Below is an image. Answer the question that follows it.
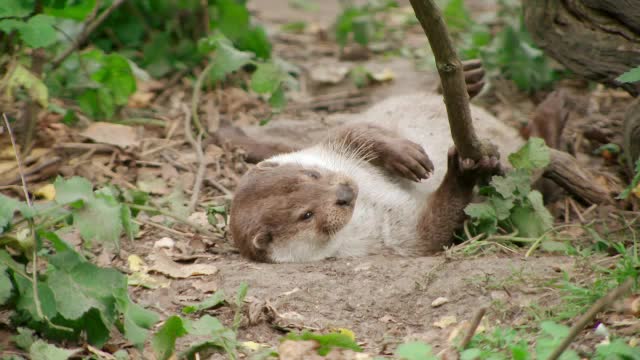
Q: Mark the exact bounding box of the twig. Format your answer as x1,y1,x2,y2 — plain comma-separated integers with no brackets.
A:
191,62,215,135
124,203,216,237
51,0,126,69
182,104,207,213
568,198,585,223
460,307,487,349
408,0,488,160
546,278,634,360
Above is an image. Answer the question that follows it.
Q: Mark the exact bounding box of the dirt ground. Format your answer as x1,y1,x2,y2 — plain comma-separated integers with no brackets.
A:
1,0,638,358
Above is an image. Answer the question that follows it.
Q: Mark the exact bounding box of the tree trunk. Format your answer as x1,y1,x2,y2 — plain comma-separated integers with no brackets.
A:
523,0,640,96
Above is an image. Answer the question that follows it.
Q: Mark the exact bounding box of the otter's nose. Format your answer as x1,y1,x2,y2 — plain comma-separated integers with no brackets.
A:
336,184,355,206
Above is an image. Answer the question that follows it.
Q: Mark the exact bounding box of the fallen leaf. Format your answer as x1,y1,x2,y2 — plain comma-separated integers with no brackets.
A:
128,254,146,272
154,237,175,249
241,341,271,352
191,279,219,293
136,177,169,195
187,211,210,228
128,90,155,108
433,315,457,329
309,62,351,84
150,252,218,278
34,184,56,200
80,122,140,149
370,68,395,82
431,297,449,308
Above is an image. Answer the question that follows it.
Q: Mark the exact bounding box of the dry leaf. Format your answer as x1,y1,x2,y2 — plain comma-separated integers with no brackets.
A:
370,68,395,82
80,122,140,149
154,237,175,250
309,63,351,84
431,297,449,308
150,252,218,278
433,315,457,329
34,184,56,200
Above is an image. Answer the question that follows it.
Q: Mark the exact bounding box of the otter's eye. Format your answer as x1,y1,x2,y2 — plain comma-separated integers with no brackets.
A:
300,211,314,221
303,170,321,180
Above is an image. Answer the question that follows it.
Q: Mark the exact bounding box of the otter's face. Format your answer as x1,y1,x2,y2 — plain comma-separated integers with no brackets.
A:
230,162,358,263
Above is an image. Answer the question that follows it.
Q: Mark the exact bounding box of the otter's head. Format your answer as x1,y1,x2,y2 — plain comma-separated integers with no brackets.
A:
229,161,358,263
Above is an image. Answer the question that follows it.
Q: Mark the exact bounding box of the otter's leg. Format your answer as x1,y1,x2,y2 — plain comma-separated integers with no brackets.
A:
213,59,487,164
416,147,500,254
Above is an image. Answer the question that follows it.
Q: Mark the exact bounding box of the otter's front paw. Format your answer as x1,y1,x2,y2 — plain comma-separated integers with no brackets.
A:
447,146,501,186
379,138,434,182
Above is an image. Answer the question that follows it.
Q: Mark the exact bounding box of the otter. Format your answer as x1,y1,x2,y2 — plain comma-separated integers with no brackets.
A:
228,62,527,263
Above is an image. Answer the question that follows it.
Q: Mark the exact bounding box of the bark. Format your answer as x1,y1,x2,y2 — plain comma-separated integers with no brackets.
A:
408,0,493,160
623,99,640,171
523,0,640,96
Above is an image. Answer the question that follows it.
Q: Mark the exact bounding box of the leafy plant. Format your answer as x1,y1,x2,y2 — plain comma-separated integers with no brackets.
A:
151,283,249,360
0,233,158,349
334,0,398,48
616,66,640,84
464,138,554,241
282,331,362,356
618,158,640,200
453,0,564,92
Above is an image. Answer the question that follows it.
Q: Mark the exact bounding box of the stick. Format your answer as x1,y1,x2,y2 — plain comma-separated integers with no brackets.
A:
547,278,634,360
182,104,207,213
408,0,489,160
460,307,487,349
2,113,72,333
51,0,126,69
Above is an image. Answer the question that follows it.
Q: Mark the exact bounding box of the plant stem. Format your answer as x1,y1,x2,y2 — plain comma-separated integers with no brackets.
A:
547,278,634,360
124,203,216,237
408,0,487,160
51,0,126,69
191,61,216,135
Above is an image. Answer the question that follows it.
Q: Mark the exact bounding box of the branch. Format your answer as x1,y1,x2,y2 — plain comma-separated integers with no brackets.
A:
547,278,634,360
51,0,126,69
408,0,489,160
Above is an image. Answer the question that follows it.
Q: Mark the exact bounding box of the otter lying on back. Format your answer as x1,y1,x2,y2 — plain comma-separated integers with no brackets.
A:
229,64,525,263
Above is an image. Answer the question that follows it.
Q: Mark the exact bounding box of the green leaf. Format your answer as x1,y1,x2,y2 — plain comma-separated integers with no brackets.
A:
508,137,550,170
510,205,549,238
444,0,472,32
237,26,272,59
29,340,79,360
527,190,553,231
93,53,137,106
216,0,250,42
490,197,514,221
284,331,362,356
121,205,138,241
152,316,188,360
540,321,570,338
268,85,287,109
0,194,21,232
5,64,49,108
251,63,283,94
13,275,59,322
236,282,248,306
200,34,254,81
616,66,640,84
44,0,96,20
0,19,25,33
182,290,226,314
121,301,159,348
395,342,437,360
74,196,123,248
12,327,36,351
0,263,13,305
464,203,496,220
0,0,32,18
53,176,93,206
19,15,57,48
460,348,482,360
595,339,640,360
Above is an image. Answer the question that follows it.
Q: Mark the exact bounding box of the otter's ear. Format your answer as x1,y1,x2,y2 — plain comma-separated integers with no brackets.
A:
252,232,272,250
257,161,279,169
